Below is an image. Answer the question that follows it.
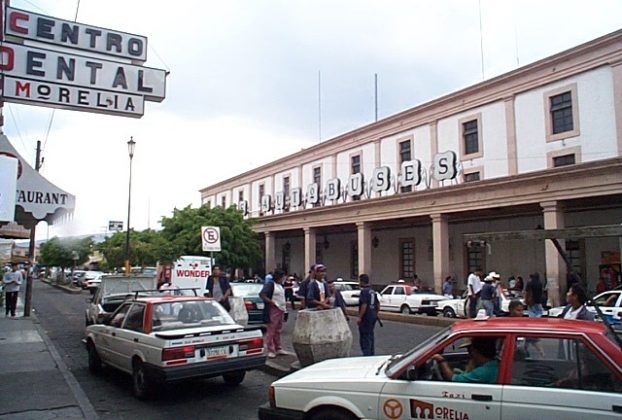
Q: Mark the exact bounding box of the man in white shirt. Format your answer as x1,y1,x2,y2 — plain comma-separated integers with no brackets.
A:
3,263,23,317
467,270,482,318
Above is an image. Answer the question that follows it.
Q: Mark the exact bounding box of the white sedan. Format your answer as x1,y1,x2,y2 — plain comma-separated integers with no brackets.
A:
436,289,521,318
333,281,361,306
85,294,266,398
548,290,622,323
378,284,445,315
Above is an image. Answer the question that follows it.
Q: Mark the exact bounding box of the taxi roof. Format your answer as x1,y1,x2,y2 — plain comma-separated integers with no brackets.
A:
452,317,607,335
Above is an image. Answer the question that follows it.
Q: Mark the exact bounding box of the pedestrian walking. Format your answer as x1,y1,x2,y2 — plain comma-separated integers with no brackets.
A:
357,273,379,356
259,269,288,358
525,272,544,318
204,265,232,312
467,270,482,318
327,279,349,321
480,275,496,317
442,276,454,298
3,263,23,317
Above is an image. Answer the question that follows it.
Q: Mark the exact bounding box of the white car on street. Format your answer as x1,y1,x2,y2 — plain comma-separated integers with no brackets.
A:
259,317,622,420
333,281,361,306
378,284,445,315
85,293,266,399
436,289,521,318
548,290,622,323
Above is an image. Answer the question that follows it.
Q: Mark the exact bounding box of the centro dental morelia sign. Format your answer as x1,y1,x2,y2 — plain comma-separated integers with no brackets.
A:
0,1,167,118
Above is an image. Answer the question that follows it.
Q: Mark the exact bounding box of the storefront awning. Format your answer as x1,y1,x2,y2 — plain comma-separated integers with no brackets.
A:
0,134,75,229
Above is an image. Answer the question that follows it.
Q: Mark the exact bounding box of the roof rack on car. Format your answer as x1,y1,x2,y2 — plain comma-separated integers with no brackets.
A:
133,288,199,299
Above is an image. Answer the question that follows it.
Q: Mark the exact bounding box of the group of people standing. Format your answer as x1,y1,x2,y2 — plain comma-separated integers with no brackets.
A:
257,264,380,358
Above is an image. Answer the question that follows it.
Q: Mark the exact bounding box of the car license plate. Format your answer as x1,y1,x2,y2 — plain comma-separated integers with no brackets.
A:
256,302,264,309
203,345,239,360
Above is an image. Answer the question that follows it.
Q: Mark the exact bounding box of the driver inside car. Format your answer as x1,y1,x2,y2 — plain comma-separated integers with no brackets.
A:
431,337,499,383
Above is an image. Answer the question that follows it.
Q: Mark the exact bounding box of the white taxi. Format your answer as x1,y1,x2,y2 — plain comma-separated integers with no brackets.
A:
259,318,622,420
85,293,266,399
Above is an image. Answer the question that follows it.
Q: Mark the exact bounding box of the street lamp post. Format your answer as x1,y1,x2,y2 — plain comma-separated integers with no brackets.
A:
125,137,136,276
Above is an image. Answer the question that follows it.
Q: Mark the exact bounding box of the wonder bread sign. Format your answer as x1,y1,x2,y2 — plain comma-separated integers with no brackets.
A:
0,1,167,117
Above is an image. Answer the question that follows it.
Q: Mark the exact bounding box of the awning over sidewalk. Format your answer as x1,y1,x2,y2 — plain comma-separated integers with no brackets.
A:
0,134,75,229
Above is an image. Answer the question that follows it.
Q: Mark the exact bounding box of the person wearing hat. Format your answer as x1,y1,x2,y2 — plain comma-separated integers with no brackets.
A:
432,336,499,383
480,275,497,317
305,264,331,310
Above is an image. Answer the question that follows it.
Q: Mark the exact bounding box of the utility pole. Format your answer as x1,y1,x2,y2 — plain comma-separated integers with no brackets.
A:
24,140,42,317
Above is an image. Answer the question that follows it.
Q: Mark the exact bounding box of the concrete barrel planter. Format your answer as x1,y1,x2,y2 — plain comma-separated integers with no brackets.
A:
292,308,352,367
229,296,249,326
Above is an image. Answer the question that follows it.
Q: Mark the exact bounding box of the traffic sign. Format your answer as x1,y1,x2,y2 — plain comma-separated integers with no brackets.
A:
201,226,221,252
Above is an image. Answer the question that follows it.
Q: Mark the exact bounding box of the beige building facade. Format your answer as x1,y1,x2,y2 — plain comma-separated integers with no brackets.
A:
201,30,622,306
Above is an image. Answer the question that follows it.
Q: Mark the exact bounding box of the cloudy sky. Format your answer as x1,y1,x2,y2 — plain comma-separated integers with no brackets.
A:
5,0,622,239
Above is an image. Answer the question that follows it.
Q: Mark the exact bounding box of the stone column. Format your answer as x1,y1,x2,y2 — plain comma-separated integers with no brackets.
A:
541,201,565,307
304,227,316,271
357,222,372,278
265,231,276,273
431,213,449,294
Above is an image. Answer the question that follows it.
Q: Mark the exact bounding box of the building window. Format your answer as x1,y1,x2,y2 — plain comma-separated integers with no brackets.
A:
283,176,290,212
258,184,265,215
400,240,414,279
350,242,358,279
313,167,321,207
220,196,226,208
544,83,579,142
552,154,576,167
315,242,323,265
399,140,412,193
238,190,244,203
281,243,291,274
351,155,361,174
565,240,583,282
550,92,574,134
464,171,481,182
466,245,485,276
463,120,479,155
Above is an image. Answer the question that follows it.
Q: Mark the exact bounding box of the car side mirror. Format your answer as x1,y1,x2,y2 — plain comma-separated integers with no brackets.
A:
406,366,417,381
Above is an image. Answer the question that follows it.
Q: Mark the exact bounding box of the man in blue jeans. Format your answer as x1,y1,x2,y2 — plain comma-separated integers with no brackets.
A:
357,274,379,356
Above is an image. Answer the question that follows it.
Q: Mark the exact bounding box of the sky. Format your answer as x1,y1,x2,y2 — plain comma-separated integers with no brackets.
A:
4,0,622,240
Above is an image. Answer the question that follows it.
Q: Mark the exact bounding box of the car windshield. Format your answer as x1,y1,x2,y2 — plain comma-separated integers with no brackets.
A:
338,283,360,291
151,300,236,331
385,327,451,376
231,283,263,297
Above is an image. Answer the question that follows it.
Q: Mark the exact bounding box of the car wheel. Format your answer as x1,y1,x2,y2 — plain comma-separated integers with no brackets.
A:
309,407,357,420
222,370,246,385
443,307,456,318
400,305,411,315
132,359,153,399
87,340,102,374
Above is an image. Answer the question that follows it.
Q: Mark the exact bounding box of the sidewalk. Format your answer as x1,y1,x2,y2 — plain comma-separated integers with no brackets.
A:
0,297,97,420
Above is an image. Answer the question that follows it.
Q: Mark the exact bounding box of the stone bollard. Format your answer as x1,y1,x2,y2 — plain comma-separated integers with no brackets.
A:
292,308,352,367
229,296,249,326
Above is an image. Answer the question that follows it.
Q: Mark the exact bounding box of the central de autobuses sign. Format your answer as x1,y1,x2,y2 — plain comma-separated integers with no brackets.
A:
0,3,167,118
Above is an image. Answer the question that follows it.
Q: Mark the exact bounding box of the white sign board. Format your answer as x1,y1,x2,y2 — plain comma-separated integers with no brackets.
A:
201,226,221,252
0,154,18,221
108,220,123,232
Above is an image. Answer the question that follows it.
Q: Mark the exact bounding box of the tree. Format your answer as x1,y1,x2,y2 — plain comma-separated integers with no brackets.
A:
39,236,94,279
96,229,180,271
160,205,262,271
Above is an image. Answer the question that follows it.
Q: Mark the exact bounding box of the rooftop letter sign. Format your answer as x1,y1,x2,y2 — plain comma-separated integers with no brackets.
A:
0,3,167,118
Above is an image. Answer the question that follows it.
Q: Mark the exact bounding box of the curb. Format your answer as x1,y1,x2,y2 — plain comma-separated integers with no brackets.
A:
258,360,293,378
40,278,83,294
344,308,456,327
31,313,99,420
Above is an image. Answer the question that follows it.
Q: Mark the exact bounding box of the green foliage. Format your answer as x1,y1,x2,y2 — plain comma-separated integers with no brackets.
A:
160,205,261,270
96,229,180,270
39,236,94,269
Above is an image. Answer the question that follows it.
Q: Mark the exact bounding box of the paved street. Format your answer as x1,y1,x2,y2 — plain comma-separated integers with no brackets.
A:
31,281,442,419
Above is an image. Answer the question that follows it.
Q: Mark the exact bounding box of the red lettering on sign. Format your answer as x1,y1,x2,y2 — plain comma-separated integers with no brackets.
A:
9,11,29,34
0,46,14,71
15,81,30,96
175,269,209,278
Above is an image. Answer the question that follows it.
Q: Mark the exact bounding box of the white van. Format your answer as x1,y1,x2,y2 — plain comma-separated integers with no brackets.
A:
170,255,212,295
